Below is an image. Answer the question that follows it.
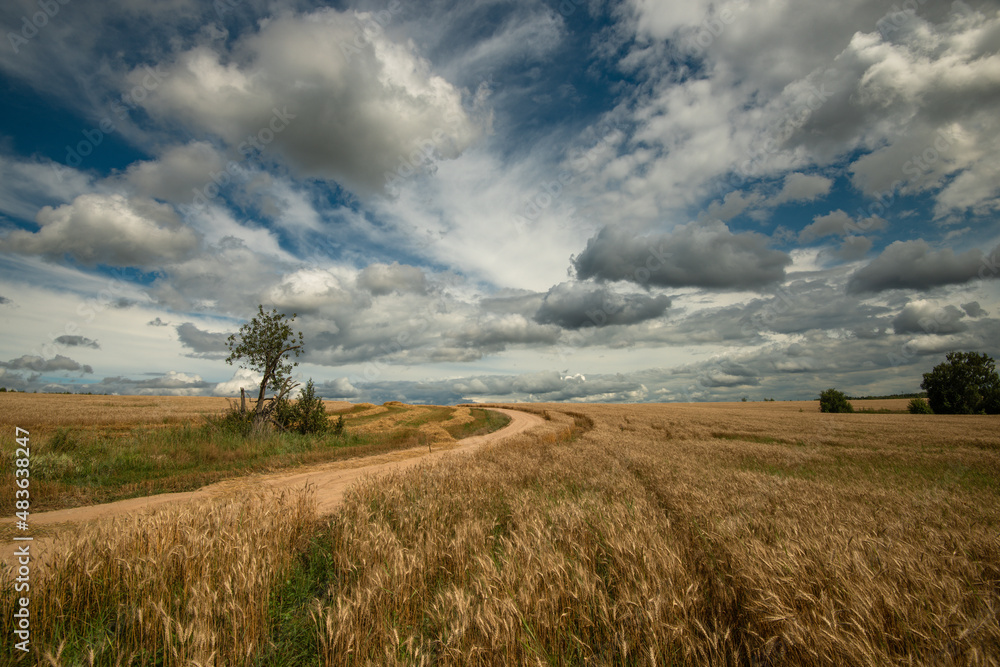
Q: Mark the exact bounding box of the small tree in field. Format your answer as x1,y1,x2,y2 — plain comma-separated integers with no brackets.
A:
226,306,304,425
819,388,853,413
908,398,933,414
921,351,1000,415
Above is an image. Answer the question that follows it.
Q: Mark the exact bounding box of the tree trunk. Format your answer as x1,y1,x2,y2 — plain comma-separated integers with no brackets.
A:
240,387,246,414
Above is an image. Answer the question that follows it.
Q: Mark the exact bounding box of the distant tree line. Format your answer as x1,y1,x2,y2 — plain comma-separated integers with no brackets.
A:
820,352,1000,415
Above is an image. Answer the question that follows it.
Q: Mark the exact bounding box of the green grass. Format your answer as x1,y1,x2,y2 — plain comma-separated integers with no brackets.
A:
445,408,511,439
259,525,339,665
2,421,429,512
342,403,409,425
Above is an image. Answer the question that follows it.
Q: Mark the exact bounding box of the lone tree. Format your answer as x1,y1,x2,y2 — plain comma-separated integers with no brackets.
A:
819,388,853,413
921,351,1000,415
226,306,304,423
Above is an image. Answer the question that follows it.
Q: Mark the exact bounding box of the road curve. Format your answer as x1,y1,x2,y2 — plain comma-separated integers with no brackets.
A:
27,407,544,526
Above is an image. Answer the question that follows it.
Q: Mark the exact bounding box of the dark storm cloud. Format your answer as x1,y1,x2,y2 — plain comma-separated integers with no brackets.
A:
176,323,230,358
55,335,100,349
533,282,670,329
847,240,998,294
0,354,92,373
94,372,214,395
962,301,987,318
573,221,791,289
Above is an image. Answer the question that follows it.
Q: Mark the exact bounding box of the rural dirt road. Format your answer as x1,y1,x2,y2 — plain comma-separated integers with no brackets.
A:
25,407,543,531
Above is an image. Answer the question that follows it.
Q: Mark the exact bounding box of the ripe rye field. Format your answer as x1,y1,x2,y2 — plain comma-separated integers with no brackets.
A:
2,396,999,665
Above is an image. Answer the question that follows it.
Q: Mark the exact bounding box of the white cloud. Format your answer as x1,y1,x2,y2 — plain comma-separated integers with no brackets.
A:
1,194,198,267
0,155,94,221
799,210,886,242
116,141,226,203
769,172,833,206
214,368,262,397
134,8,482,195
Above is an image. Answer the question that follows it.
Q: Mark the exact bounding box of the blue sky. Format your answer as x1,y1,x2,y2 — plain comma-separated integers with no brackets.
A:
1,0,998,403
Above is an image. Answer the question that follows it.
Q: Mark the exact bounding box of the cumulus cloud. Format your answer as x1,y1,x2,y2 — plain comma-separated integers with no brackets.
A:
318,377,360,399
533,282,670,329
892,301,967,335
95,371,213,396
962,301,987,318
451,314,559,353
790,7,1000,214
357,262,429,296
134,8,481,194
799,210,886,242
451,370,648,402
769,172,833,206
847,240,997,294
266,268,359,314
0,354,92,374
213,368,262,397
829,236,873,262
117,141,226,203
55,335,100,349
703,190,763,221
176,323,229,358
1,194,198,267
573,221,791,289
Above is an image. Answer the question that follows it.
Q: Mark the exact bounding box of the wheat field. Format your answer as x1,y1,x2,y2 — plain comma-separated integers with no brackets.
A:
2,399,998,665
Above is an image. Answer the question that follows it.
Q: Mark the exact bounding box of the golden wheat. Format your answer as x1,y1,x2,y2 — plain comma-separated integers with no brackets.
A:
3,399,998,665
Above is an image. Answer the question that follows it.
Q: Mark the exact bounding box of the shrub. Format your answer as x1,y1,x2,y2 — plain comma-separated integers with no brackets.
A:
819,388,853,413
907,398,933,414
212,403,260,438
275,379,330,435
921,351,1000,415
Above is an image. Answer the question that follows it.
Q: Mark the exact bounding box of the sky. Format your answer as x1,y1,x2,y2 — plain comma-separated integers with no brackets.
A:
0,0,998,404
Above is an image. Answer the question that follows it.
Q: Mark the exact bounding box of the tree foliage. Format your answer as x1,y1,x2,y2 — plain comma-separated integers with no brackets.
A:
907,398,933,414
819,388,854,413
226,306,304,420
921,351,1000,415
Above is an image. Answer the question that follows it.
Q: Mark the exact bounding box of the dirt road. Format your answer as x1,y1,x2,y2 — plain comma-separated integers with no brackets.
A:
27,407,543,528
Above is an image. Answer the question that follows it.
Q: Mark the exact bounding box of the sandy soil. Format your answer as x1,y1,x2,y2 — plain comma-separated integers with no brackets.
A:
6,408,543,568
